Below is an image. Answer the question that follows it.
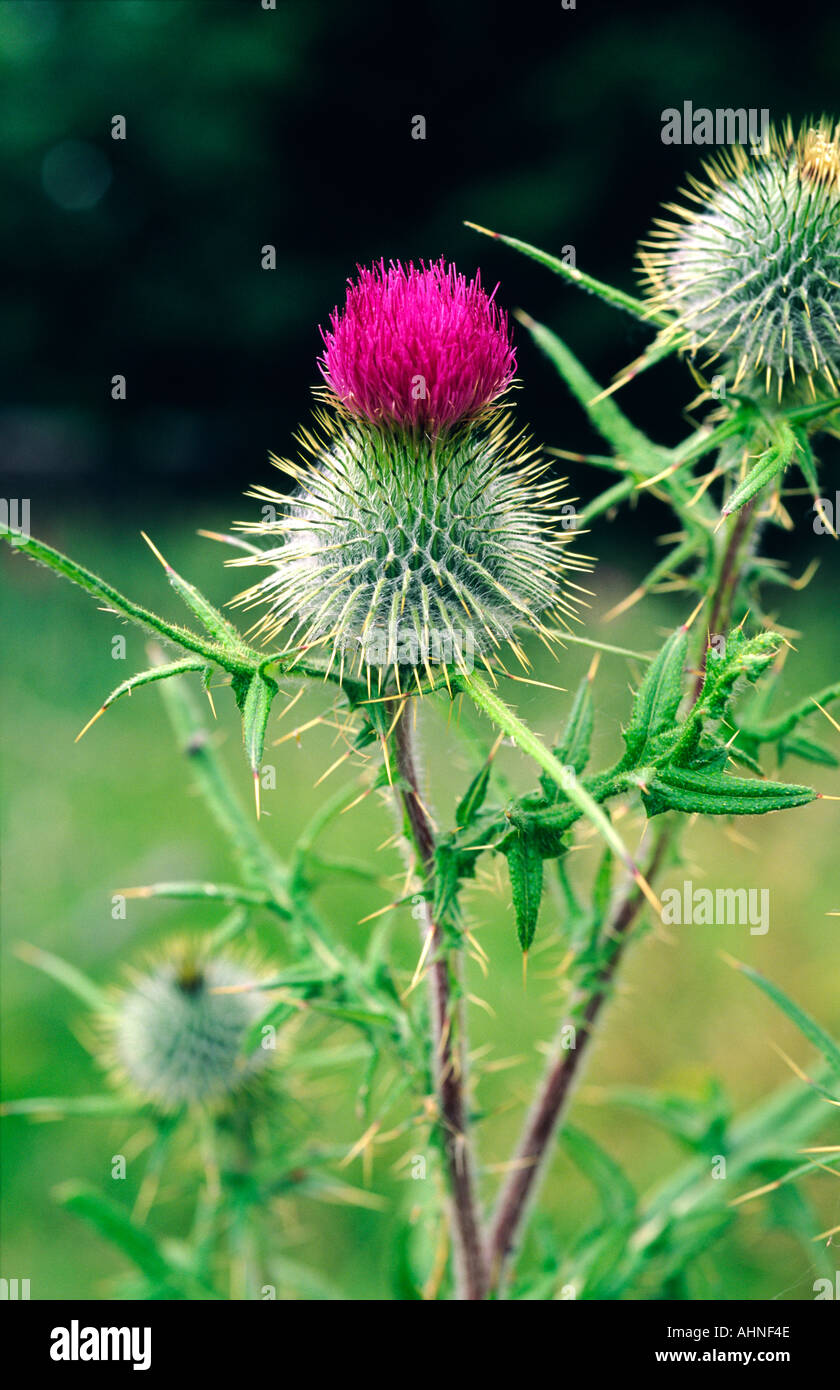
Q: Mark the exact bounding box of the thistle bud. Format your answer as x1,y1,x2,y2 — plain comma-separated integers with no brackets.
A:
641,118,840,404
108,945,269,1111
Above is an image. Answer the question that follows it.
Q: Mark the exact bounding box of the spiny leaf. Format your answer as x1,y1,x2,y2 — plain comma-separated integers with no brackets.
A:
777,734,839,769
75,658,209,741
721,420,797,517
1,526,252,671
241,673,279,817
516,313,666,471
642,765,816,817
15,943,111,1013
621,625,688,765
141,531,249,650
542,670,594,795
738,680,840,747
505,830,543,953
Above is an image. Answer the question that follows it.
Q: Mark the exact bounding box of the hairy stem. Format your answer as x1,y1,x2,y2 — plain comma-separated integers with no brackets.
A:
692,497,759,699
487,826,670,1293
391,703,488,1300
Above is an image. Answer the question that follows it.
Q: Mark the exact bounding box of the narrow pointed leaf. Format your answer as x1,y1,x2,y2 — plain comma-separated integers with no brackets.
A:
1,527,252,671
722,421,796,517
16,943,111,1013
142,532,249,650
455,762,491,830
465,223,668,325
622,626,687,764
242,672,279,786
730,964,840,1078
505,831,543,952
519,314,665,470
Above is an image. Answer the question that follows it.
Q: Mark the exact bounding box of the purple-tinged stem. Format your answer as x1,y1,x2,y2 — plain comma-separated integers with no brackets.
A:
487,829,670,1293
391,704,488,1301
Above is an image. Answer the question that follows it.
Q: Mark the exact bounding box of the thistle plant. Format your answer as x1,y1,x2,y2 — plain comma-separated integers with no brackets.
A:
4,119,839,1302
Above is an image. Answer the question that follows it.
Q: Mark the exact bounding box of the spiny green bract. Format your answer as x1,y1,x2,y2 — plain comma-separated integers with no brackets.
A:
232,409,589,679
641,118,840,404
109,947,269,1111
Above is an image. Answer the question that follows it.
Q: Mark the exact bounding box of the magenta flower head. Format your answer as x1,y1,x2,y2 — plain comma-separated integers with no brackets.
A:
318,258,517,432
234,257,590,675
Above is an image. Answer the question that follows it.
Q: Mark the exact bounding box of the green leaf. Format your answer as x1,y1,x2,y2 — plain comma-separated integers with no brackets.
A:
621,625,688,765
1,527,252,672
141,532,249,650
642,764,816,817
75,658,210,740
505,830,543,953
455,761,491,830
153,663,293,912
563,1125,637,1225
777,734,839,769
729,962,840,1078
541,670,594,798
307,1002,395,1030
121,881,284,913
56,1184,220,1299
596,1080,730,1153
737,680,840,747
241,672,279,812
518,314,665,471
241,1000,298,1056
465,222,669,326
722,420,797,517
16,943,111,1013
562,1125,637,1298
1,1095,147,1120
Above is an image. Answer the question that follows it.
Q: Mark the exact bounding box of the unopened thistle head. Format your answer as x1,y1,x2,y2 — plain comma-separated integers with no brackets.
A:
234,260,589,678
640,118,840,403
106,944,270,1111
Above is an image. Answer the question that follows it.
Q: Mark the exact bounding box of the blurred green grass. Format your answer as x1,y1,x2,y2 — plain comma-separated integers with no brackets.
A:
2,505,838,1299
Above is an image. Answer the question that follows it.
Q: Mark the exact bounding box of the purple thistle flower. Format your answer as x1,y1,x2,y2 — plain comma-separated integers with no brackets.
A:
318,258,517,432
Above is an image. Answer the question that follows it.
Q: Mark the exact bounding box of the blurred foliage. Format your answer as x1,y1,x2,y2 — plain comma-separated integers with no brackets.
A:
3,512,839,1297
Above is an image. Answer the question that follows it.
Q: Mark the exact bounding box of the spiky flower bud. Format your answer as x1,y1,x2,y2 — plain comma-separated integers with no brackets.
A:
236,261,589,676
641,118,840,403
108,946,269,1111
